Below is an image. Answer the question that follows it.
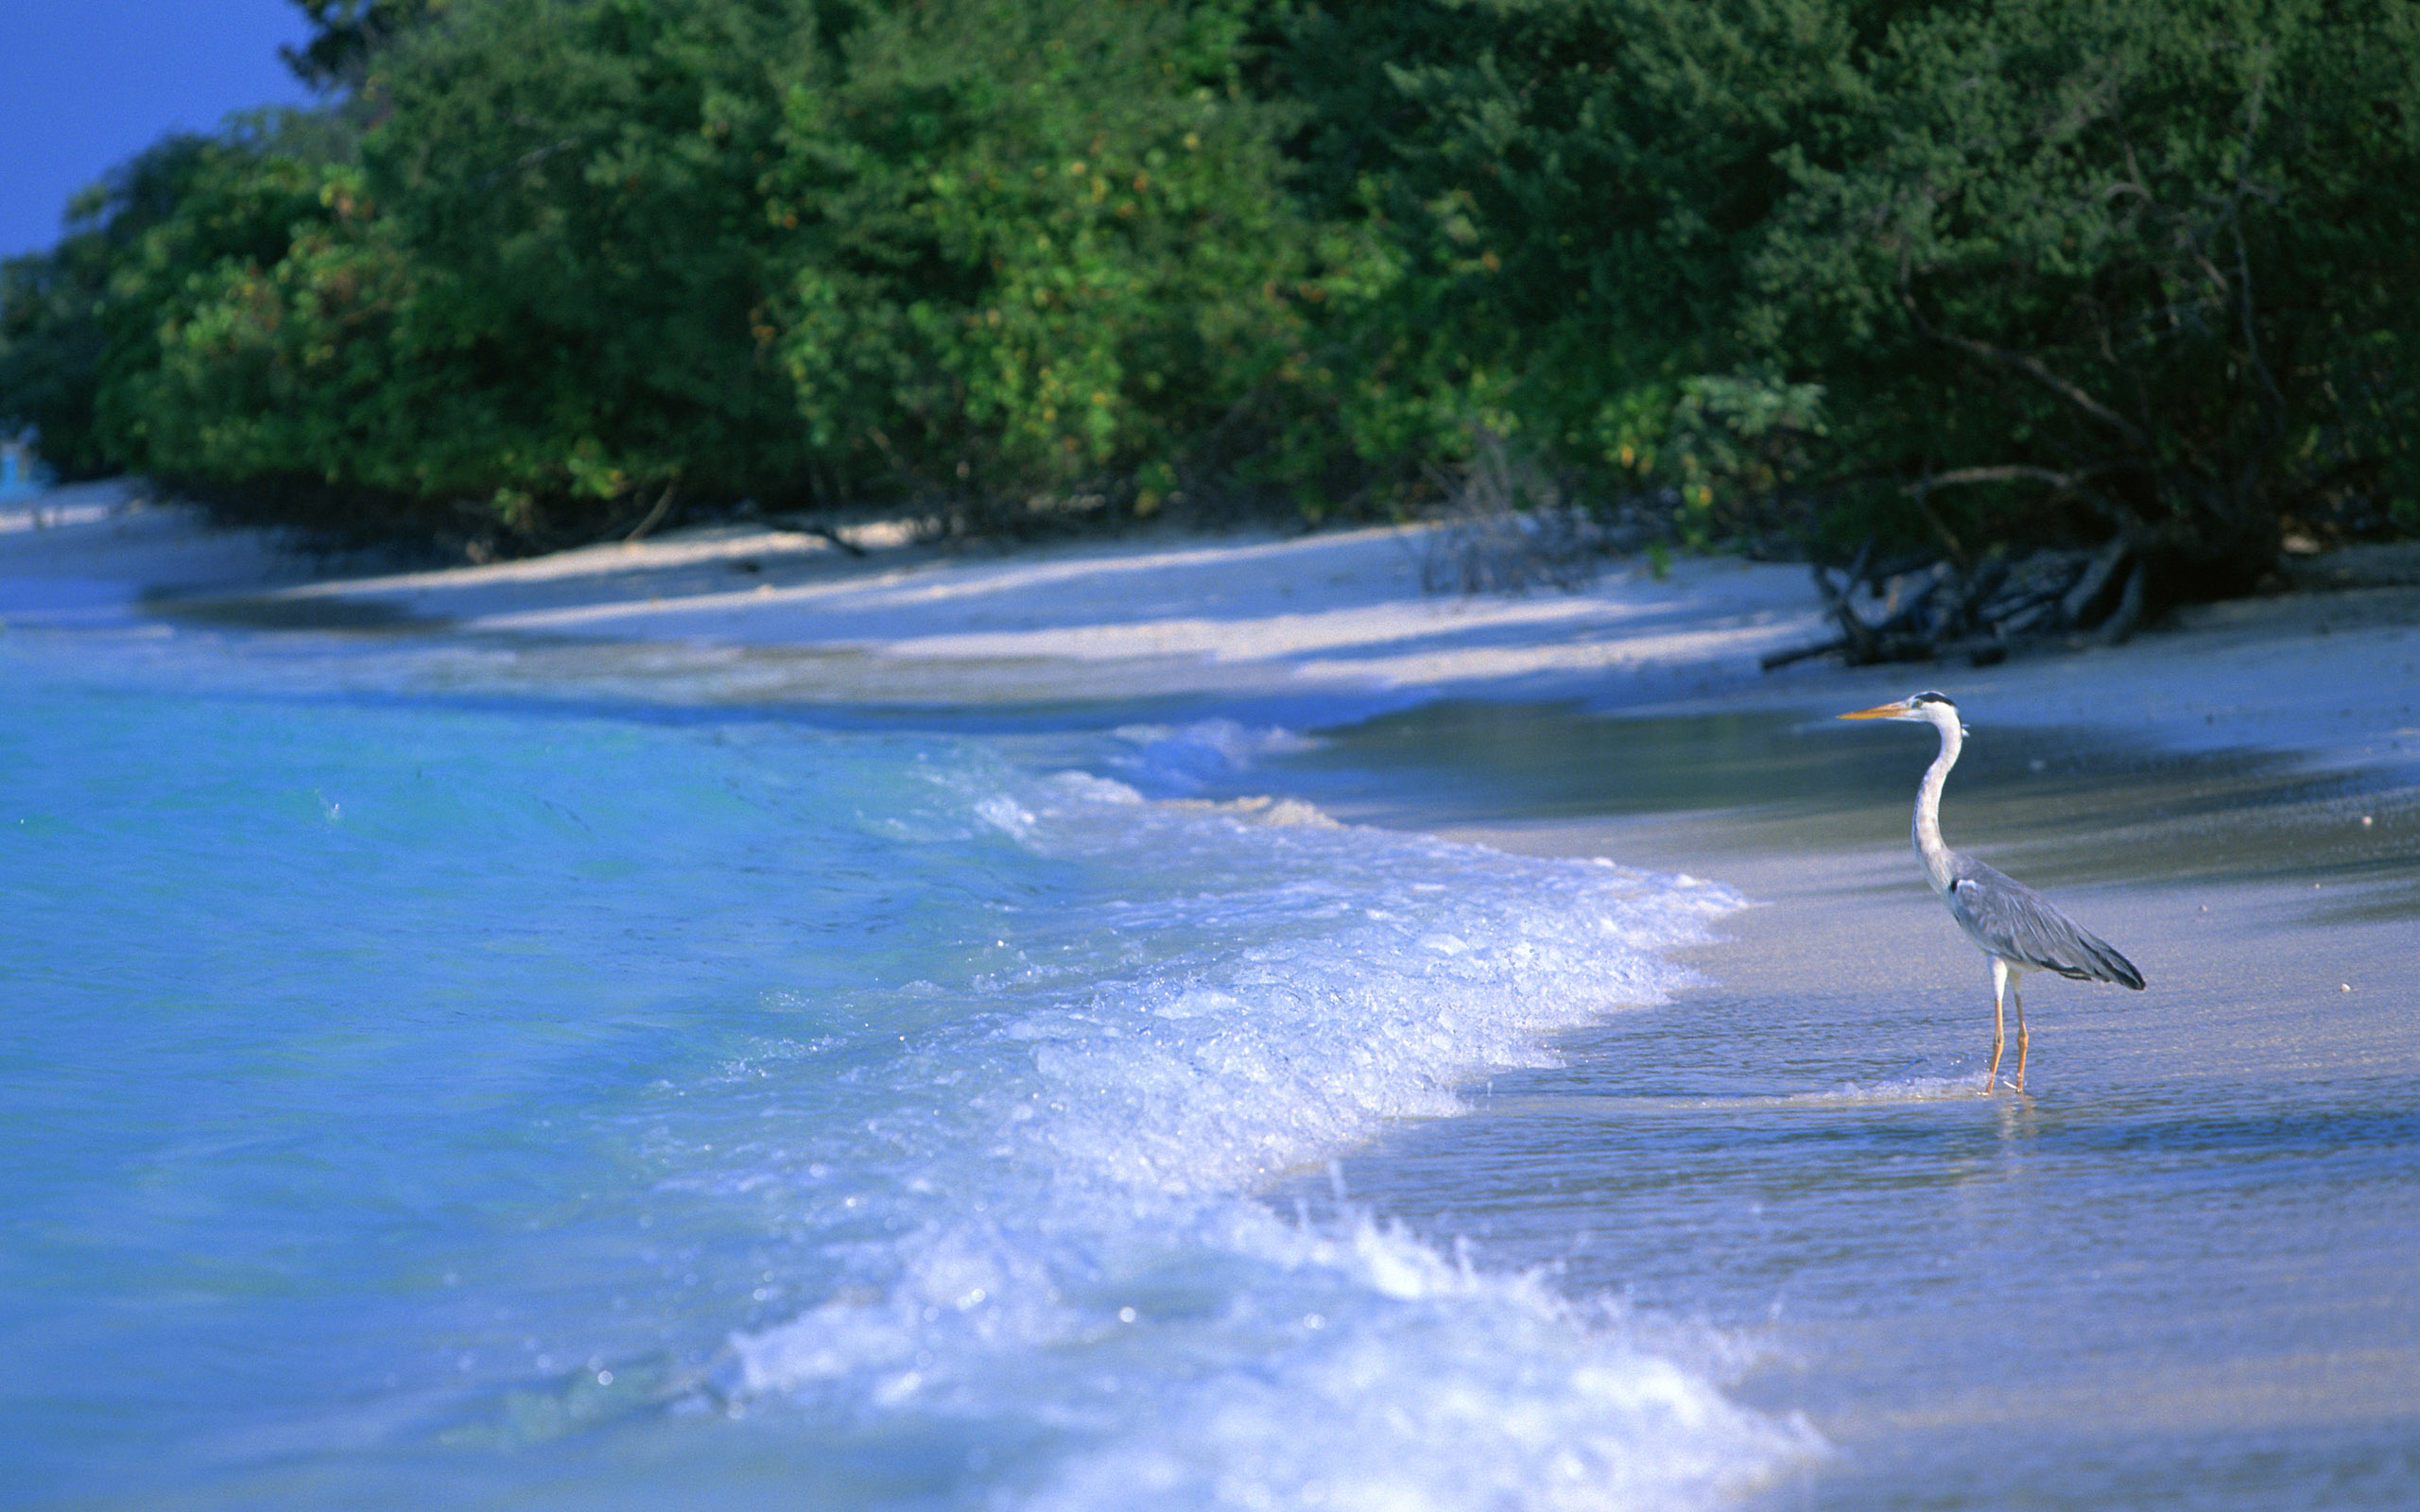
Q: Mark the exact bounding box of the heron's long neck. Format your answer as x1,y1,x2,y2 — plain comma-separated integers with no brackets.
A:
1913,715,1962,892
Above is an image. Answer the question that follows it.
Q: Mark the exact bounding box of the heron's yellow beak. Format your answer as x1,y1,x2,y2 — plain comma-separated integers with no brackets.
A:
1839,700,1912,720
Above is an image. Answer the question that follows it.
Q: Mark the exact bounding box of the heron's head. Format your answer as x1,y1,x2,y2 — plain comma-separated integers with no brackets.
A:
1839,691,1967,733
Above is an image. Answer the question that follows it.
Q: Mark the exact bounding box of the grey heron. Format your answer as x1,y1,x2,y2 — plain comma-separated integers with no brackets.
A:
1840,692,2143,1091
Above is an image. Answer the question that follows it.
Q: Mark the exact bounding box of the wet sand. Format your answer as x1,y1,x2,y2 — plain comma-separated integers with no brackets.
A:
1255,701,2420,1511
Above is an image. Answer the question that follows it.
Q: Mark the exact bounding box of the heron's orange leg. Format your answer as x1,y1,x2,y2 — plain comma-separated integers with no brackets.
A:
2013,984,2029,1092
1987,958,2010,1093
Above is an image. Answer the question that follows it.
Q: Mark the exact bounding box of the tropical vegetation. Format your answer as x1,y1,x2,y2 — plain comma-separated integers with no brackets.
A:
1,0,2411,603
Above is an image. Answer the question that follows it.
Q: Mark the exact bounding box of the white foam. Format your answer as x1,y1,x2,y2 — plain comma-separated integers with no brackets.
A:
1796,1073,1995,1104
726,763,1819,1506
1025,1217,1820,1512
1105,718,1325,795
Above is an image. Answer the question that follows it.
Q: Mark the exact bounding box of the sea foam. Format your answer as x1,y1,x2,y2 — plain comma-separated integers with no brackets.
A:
3,640,1816,1509
725,754,1820,1509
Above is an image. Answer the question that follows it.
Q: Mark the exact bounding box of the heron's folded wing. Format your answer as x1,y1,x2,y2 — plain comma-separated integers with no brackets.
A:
1947,859,2145,988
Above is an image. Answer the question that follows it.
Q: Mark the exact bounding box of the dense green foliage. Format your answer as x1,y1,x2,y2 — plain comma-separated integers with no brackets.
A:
1746,0,2420,590
2,0,2412,584
761,0,1361,519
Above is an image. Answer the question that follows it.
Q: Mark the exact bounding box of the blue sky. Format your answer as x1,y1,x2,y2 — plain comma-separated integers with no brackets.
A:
0,0,317,260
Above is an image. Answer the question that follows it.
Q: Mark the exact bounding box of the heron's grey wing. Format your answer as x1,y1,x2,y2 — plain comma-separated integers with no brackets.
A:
1945,855,2145,988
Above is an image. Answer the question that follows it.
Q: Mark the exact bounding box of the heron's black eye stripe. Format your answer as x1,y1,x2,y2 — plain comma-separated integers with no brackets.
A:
1910,690,1956,708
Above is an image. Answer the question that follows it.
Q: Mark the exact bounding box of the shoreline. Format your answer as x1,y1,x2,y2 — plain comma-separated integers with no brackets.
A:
11,485,2420,1509
11,484,2420,759
11,485,2415,932
10,483,2414,936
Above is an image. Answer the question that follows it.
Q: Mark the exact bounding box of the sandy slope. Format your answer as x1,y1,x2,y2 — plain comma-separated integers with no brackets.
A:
239,515,1832,706
6,488,2417,767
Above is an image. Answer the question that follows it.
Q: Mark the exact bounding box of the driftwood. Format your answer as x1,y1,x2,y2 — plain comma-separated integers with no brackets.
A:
1763,538,2145,671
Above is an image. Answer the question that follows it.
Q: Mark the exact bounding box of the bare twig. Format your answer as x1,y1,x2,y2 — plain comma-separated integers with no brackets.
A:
624,477,680,543
1909,464,2086,495
1419,431,1602,595
804,523,867,558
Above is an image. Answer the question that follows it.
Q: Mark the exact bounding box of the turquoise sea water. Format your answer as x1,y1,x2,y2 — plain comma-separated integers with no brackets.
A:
1,628,1807,1510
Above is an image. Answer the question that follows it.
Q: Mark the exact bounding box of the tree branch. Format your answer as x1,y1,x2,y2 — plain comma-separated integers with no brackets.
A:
623,476,680,542
1896,265,2152,451
1907,464,2084,495
2225,72,2288,472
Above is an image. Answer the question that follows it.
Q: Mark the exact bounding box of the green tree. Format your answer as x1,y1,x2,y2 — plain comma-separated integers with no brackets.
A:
1748,0,2420,587
283,0,443,90
51,0,1352,545
1265,0,1866,499
764,0,1355,522
84,120,379,496
0,134,252,478
102,0,824,544
8,0,2414,574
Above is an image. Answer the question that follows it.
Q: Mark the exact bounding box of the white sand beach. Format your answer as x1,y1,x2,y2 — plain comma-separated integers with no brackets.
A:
10,486,2417,768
